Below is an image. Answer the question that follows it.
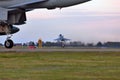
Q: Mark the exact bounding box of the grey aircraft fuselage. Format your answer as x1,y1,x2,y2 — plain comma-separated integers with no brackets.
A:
0,0,90,9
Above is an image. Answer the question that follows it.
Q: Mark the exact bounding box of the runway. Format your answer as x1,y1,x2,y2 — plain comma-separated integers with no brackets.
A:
0,48,120,52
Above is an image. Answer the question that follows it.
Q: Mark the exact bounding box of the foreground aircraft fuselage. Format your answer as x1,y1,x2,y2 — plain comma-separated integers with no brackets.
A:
0,0,90,9
0,0,91,48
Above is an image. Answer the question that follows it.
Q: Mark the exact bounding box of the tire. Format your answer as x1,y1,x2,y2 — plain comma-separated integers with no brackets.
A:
4,39,14,49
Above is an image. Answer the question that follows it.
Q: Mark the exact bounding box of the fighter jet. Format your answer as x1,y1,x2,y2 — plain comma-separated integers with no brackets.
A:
0,0,91,48
54,34,70,48
55,34,70,42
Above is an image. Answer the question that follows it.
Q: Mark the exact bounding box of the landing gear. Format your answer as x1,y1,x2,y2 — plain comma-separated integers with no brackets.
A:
4,33,14,49
0,22,14,49
4,39,14,49
4,24,14,49
0,22,19,49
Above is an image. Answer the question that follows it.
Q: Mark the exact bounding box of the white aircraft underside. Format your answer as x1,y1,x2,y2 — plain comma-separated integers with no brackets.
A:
0,0,91,48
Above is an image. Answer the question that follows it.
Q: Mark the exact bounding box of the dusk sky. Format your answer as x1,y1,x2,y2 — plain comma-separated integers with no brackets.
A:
1,0,120,44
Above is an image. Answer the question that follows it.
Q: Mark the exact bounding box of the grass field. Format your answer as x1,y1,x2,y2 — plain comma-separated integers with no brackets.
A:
0,51,120,80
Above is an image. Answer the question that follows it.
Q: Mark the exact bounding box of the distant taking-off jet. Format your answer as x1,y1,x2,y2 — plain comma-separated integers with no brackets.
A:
55,34,70,42
54,34,70,48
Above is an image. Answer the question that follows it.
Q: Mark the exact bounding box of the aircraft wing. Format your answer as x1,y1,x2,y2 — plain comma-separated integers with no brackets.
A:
54,38,60,41
64,38,70,41
8,0,48,8
54,38,70,41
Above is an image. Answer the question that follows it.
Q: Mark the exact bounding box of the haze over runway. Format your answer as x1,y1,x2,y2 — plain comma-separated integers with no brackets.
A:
0,0,120,44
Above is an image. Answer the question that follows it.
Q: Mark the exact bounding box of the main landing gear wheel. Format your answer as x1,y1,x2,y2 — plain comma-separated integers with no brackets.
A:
4,39,14,49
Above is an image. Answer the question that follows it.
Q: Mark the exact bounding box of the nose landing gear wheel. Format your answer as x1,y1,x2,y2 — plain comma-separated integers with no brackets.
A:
4,39,14,49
